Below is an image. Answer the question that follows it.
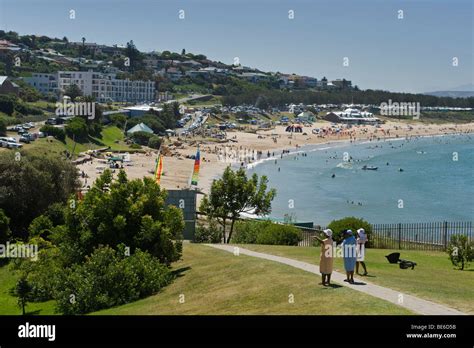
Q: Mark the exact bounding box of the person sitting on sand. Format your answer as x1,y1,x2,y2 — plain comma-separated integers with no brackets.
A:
341,230,357,284
313,229,334,286
356,228,368,276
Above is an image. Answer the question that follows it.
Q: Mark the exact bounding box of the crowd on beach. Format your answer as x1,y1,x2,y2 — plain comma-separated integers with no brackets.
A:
313,228,368,286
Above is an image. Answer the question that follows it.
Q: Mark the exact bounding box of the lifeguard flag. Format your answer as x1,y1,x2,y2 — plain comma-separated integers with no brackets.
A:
190,148,200,186
155,155,163,184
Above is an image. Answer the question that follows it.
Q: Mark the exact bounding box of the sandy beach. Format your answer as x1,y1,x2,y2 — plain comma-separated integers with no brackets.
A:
77,120,474,197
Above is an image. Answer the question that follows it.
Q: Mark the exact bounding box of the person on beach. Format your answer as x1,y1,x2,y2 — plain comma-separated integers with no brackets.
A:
313,229,334,286
341,230,357,284
356,228,368,276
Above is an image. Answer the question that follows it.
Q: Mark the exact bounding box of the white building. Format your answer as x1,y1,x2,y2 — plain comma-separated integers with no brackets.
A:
25,71,155,103
24,73,58,95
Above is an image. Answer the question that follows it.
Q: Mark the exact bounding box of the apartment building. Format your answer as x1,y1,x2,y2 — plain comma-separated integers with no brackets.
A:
25,71,155,103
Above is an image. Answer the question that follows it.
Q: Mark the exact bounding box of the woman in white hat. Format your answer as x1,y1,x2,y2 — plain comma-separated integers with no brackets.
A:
356,228,368,276
313,229,334,286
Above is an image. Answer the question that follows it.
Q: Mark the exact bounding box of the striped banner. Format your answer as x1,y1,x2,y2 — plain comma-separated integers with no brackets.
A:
155,154,163,184
190,148,200,186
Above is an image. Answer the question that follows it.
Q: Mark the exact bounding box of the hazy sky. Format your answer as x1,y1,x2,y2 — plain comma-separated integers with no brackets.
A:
1,0,472,93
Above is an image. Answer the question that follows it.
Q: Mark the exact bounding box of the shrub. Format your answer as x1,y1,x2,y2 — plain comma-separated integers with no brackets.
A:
327,217,372,244
148,135,162,150
194,221,222,243
256,223,302,246
40,125,66,142
130,143,142,149
232,220,272,244
447,234,474,270
28,215,53,239
131,131,154,145
65,117,88,139
54,246,172,314
0,118,6,136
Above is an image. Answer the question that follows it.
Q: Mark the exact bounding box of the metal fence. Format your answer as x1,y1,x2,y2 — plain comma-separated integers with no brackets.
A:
295,221,473,251
370,221,473,251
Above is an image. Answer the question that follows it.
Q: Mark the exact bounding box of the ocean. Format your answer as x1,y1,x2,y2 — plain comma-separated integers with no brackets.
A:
246,134,474,226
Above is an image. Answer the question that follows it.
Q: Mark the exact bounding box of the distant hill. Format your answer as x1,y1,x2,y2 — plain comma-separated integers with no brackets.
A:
425,84,474,98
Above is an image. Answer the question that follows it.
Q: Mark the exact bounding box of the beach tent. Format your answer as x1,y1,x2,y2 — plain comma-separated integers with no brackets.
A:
126,123,154,135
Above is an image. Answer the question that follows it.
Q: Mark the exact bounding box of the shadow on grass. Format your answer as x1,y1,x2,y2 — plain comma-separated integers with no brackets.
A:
325,284,343,289
171,266,192,278
25,309,42,315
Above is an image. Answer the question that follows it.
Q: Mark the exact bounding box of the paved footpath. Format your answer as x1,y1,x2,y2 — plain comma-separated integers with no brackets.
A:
206,244,466,315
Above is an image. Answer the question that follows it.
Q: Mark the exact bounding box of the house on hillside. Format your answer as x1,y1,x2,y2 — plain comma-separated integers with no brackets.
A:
0,76,20,96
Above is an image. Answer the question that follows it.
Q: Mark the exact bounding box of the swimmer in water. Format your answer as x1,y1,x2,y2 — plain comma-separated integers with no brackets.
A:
331,174,335,178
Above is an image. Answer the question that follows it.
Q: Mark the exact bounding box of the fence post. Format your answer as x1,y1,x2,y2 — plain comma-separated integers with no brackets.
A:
398,223,401,250
443,221,448,251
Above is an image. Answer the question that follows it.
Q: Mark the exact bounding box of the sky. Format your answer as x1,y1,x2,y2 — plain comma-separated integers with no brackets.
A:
0,0,472,93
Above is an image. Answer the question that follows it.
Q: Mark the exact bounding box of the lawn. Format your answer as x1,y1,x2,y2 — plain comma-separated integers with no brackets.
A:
232,244,473,314
94,243,411,315
22,126,133,157
0,264,56,315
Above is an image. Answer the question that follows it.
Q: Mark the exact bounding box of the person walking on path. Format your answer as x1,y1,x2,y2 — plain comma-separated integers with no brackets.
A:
341,230,357,284
356,228,368,276
313,229,334,286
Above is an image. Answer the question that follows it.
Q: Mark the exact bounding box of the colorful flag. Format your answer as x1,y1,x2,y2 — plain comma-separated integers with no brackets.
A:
190,147,200,186
155,154,163,184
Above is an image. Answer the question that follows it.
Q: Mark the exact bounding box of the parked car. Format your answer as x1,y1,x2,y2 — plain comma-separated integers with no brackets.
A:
19,135,30,143
46,118,57,125
6,141,23,148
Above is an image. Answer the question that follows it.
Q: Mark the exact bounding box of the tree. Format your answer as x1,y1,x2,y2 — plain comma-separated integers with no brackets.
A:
63,84,82,101
327,217,372,244
200,167,276,243
0,152,79,239
14,276,32,315
55,170,184,265
148,136,162,149
65,117,88,139
0,118,6,136
0,209,10,244
447,234,474,270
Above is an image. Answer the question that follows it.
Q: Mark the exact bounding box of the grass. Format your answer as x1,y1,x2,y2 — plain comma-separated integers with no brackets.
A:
232,244,474,314
21,126,133,157
94,243,411,315
0,264,56,315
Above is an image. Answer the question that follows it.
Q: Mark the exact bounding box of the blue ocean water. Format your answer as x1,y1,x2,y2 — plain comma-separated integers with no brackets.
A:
247,134,474,225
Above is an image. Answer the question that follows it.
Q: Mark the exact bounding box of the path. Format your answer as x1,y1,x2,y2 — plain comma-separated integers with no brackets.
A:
206,244,466,315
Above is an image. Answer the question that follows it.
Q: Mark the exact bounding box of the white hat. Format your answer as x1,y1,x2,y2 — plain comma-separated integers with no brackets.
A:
346,229,353,235
323,229,333,238
357,228,365,235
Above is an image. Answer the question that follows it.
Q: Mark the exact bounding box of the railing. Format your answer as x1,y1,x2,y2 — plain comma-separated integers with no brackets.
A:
295,221,473,251
370,221,473,251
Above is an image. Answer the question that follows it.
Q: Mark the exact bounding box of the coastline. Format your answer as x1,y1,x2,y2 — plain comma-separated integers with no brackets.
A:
76,121,474,200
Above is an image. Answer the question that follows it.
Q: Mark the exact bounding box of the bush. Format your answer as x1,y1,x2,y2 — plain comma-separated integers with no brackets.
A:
232,220,272,244
256,223,302,246
55,246,172,314
447,234,474,270
148,135,162,150
131,131,154,146
40,125,66,142
0,118,6,136
28,215,53,239
194,221,222,243
65,117,88,139
327,217,372,244
0,208,10,245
